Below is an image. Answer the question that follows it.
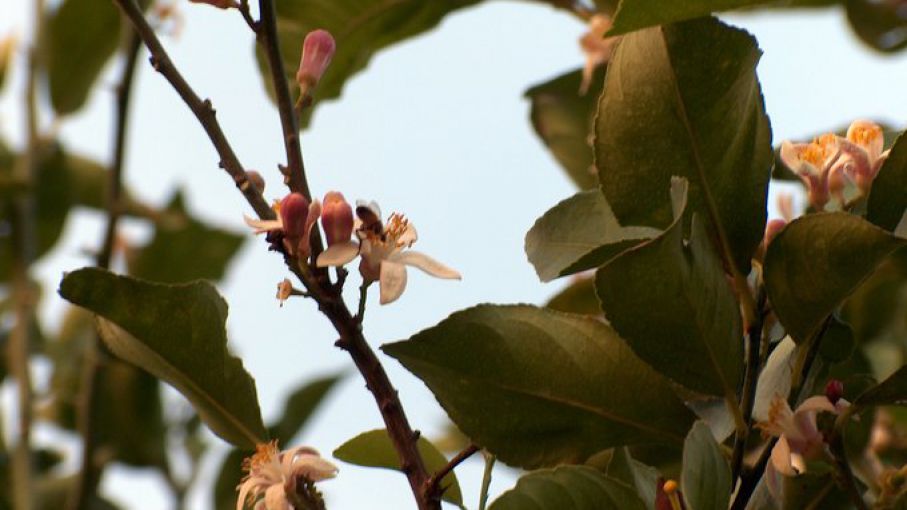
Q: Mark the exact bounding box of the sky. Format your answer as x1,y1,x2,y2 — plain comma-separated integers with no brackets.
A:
2,1,907,509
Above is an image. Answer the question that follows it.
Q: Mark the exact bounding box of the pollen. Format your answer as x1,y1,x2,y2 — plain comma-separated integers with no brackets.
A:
244,440,279,472
386,213,409,241
849,124,881,146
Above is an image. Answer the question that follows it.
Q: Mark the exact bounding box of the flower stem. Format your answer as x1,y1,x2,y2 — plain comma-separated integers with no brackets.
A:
478,453,496,510
731,287,767,484
425,444,480,501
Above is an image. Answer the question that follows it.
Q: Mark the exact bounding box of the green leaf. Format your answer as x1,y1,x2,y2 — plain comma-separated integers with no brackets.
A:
855,366,907,407
333,429,463,507
545,276,600,316
595,17,772,272
605,448,660,509
383,305,696,469
128,192,244,283
764,212,906,344
608,0,785,36
525,67,607,190
525,190,660,282
33,476,121,510
595,207,744,397
867,132,907,232
845,0,907,53
681,421,730,510
261,0,480,129
488,466,646,510
45,0,122,115
58,267,267,448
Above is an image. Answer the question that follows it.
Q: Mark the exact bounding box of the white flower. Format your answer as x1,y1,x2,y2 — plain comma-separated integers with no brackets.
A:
837,119,890,193
236,442,337,510
317,201,461,305
243,193,322,256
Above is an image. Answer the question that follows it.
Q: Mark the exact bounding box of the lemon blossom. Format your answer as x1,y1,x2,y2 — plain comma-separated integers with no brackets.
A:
780,133,843,210
236,442,337,510
244,193,321,256
837,119,890,193
317,201,461,305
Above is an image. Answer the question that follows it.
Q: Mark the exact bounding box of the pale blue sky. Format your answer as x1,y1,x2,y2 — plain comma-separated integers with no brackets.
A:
1,1,907,508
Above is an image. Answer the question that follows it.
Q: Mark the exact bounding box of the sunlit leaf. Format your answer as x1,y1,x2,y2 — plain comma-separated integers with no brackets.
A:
525,66,606,190
681,422,730,510
526,190,660,282
764,213,906,344
488,465,646,510
383,305,695,469
605,448,659,509
59,268,267,448
545,276,600,316
596,17,771,272
333,429,463,507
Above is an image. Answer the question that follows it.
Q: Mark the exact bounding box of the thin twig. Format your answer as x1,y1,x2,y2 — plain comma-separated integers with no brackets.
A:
356,281,370,322
731,287,767,484
425,444,480,501
478,453,496,510
237,0,259,33
67,26,143,510
111,0,273,221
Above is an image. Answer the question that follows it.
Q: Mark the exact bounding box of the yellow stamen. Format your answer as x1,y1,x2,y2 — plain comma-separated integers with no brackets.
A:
244,440,279,473
385,213,409,244
849,124,881,147
663,480,683,510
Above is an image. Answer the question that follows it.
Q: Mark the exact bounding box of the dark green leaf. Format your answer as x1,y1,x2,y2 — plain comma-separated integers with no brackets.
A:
867,132,907,232
781,472,851,510
128,192,244,283
333,429,463,507
261,0,480,129
545,276,600,316
818,316,855,363
764,213,906,344
525,67,606,189
595,209,744,397
58,268,267,448
605,448,660,509
488,465,646,510
213,448,248,510
855,366,907,407
596,17,772,272
846,0,907,52
45,0,122,114
607,0,804,36
842,248,907,345
681,421,730,510
383,305,696,469
525,190,659,282
34,476,121,510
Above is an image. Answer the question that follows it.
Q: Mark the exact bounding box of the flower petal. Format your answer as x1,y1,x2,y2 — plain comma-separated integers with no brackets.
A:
393,250,461,280
771,435,798,476
316,241,360,267
264,484,289,510
780,141,813,174
379,260,408,305
298,200,322,256
796,396,837,415
399,223,418,246
847,119,884,161
243,215,282,234
291,454,339,482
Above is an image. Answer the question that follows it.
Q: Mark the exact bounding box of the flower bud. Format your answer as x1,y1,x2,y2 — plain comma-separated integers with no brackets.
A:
321,192,353,246
825,379,844,405
188,0,235,9
280,193,311,242
245,170,265,193
296,30,335,98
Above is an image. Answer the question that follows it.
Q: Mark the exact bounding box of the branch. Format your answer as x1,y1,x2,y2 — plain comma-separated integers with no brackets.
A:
111,0,273,221
256,0,310,199
731,288,767,483
425,444,480,501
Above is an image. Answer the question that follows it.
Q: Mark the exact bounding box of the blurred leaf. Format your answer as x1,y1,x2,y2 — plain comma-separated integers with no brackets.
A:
764,213,906,344
525,66,606,189
846,0,907,53
681,421,730,510
607,0,795,35
261,0,480,129
526,190,660,282
545,276,600,316
605,448,660,509
45,0,122,115
596,17,771,272
333,429,463,507
0,36,13,93
382,304,696,469
595,197,744,397
59,268,267,448
780,471,851,509
842,249,907,344
34,476,121,510
818,316,855,363
855,366,907,407
488,465,646,510
868,132,907,233
214,374,343,510
128,192,244,283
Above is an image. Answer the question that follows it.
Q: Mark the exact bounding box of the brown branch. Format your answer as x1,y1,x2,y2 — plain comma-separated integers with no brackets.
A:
256,0,309,199
731,288,767,484
425,444,480,501
111,0,273,221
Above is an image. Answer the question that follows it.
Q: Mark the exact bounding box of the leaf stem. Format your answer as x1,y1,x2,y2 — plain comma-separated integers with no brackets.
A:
730,287,767,484
67,26,143,510
111,0,273,221
425,444,480,501
478,453,496,510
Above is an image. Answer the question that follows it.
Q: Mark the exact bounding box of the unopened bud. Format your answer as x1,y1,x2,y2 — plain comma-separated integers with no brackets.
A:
296,30,335,98
825,379,844,405
245,170,265,193
188,0,236,9
321,192,353,246
280,193,311,242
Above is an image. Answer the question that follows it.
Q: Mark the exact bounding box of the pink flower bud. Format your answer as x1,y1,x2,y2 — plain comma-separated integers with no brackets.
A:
296,30,335,96
188,0,235,9
280,193,310,242
825,379,844,405
321,192,353,246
